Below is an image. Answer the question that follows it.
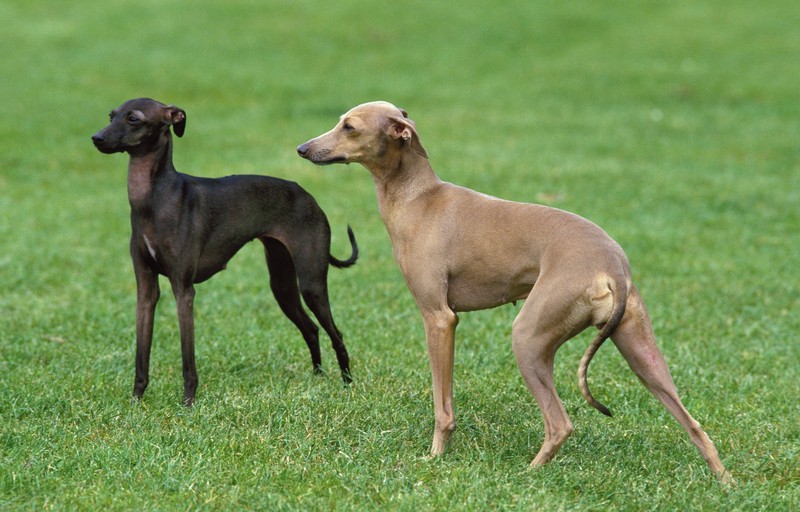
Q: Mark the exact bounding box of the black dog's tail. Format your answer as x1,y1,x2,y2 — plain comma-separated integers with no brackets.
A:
329,225,358,268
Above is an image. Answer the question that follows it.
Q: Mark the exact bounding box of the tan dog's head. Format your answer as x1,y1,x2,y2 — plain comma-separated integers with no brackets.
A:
297,101,428,171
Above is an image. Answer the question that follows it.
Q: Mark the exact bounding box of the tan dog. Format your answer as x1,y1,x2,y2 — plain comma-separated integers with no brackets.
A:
297,101,730,482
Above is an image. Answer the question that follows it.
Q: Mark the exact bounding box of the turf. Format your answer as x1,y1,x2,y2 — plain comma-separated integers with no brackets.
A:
1,0,798,510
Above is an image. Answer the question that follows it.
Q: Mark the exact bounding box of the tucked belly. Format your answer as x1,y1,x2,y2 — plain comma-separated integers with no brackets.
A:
446,271,536,312
194,242,247,283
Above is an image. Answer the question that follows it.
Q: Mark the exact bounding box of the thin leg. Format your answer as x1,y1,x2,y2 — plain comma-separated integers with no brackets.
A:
172,281,198,406
263,239,323,374
510,276,597,467
287,237,351,383
422,308,459,456
611,287,731,483
299,284,351,383
512,311,577,465
132,258,159,401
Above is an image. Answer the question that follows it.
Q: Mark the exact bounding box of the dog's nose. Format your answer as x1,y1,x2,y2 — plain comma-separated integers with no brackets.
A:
296,143,309,158
91,133,104,144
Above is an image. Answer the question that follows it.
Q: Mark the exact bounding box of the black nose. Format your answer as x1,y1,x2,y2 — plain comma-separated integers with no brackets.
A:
91,133,104,144
296,143,309,157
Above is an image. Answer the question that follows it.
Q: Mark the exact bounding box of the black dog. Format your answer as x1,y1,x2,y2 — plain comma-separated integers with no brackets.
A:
92,98,357,405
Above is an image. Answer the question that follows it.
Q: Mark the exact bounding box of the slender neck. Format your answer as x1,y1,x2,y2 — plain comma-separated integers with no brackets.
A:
127,133,176,208
369,151,442,213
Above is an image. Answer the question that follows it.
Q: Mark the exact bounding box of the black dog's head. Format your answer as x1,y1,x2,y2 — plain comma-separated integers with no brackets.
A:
91,98,186,155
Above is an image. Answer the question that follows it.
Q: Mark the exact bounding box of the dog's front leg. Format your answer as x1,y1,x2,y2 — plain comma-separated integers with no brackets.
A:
422,308,459,456
132,256,160,401
171,280,198,406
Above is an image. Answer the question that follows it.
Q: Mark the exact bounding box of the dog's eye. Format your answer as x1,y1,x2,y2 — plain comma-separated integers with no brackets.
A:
127,115,139,124
343,123,354,132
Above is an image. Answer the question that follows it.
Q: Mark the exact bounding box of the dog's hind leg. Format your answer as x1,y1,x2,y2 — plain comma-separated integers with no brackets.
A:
262,237,323,374
295,263,351,383
610,287,731,482
511,280,593,467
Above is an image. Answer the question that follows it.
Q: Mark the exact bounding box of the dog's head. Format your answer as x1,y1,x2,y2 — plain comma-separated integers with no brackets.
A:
296,101,428,170
92,98,186,155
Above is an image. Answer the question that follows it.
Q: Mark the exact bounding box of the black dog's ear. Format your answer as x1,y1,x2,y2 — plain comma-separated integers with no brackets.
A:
163,105,186,137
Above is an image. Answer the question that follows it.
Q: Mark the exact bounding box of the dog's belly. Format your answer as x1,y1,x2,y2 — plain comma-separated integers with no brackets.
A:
446,272,534,312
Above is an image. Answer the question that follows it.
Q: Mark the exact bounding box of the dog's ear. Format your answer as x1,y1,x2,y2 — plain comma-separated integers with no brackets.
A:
163,106,186,138
387,115,428,159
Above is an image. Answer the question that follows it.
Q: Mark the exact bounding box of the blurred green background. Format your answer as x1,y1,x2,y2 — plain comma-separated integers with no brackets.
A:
1,1,797,510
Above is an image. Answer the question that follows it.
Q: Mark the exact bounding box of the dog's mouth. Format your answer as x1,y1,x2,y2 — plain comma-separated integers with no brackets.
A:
316,156,347,165
92,139,119,154
91,132,125,154
297,143,348,165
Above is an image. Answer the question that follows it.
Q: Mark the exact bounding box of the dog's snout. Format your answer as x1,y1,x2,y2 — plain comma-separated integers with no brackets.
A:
91,129,119,154
296,140,342,165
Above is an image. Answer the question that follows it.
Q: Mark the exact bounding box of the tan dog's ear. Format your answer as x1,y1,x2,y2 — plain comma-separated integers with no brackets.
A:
387,115,428,159
163,106,186,137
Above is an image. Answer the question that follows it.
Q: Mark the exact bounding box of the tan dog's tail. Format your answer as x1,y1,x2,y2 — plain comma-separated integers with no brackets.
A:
577,275,628,417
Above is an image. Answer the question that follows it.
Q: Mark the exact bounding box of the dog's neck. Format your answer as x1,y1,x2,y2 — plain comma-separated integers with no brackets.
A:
371,152,439,201
369,151,442,233
127,132,177,209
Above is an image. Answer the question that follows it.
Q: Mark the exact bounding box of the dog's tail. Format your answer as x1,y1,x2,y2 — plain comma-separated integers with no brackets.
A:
577,274,628,417
329,225,359,268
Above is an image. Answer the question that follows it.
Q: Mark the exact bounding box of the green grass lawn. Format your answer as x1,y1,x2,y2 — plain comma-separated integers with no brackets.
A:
1,0,798,509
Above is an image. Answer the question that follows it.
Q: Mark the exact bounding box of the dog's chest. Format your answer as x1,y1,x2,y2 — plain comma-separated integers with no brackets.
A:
133,219,168,267
143,234,158,261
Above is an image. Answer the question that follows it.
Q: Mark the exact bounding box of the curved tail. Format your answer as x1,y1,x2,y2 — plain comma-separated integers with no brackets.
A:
329,225,358,268
577,275,628,417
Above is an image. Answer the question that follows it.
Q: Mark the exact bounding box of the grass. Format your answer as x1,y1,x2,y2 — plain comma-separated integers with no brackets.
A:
1,0,798,509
